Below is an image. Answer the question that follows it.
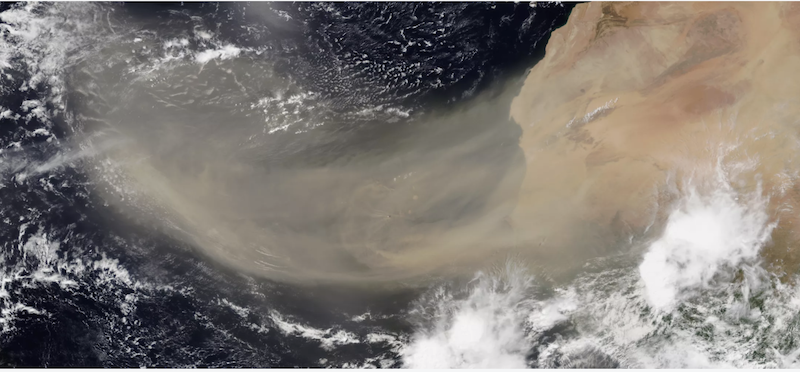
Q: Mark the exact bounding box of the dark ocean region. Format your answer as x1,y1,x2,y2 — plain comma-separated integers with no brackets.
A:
0,2,576,367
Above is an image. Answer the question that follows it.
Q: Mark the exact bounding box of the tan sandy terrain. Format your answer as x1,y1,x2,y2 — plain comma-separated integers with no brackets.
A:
510,2,800,276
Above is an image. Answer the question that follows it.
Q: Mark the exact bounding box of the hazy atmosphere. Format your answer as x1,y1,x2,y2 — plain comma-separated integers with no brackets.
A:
3,1,800,368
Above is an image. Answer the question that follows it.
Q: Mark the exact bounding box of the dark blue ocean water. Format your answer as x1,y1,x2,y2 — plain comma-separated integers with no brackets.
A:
0,2,573,367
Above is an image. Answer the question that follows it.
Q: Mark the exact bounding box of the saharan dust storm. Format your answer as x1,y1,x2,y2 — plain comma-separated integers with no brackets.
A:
80,1,800,284
78,59,528,284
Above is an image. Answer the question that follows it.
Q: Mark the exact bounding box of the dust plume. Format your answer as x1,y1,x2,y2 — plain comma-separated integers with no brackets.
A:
76,2,800,284
71,54,527,284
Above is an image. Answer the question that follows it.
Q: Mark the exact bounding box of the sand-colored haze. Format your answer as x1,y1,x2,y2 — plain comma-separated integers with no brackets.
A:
510,1,800,275
77,1,800,284
79,60,527,284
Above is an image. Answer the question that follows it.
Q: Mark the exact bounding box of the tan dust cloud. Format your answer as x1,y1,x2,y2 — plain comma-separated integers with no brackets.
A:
509,2,800,277
84,65,527,285
84,1,800,284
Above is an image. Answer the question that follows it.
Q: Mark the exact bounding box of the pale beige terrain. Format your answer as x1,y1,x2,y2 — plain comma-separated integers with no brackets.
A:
510,2,800,276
